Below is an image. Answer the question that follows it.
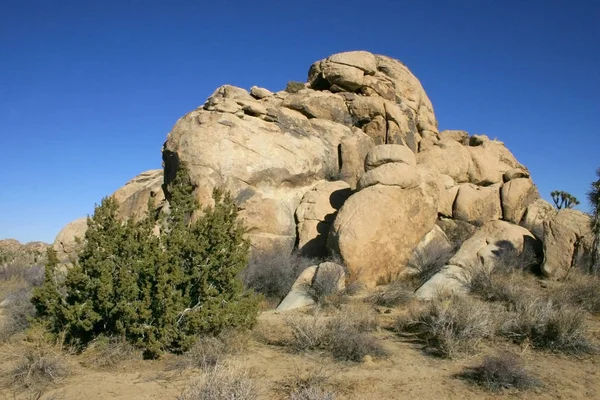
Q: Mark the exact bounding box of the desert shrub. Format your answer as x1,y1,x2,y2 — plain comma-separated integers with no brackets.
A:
0,263,44,286
395,295,496,359
0,286,36,341
553,273,600,314
243,247,317,303
179,331,247,371
303,266,345,306
368,282,413,308
407,243,456,288
32,165,260,357
178,364,260,400
500,296,594,354
9,345,69,393
285,81,306,93
469,269,523,305
279,368,336,400
83,335,141,368
285,307,386,362
458,353,540,392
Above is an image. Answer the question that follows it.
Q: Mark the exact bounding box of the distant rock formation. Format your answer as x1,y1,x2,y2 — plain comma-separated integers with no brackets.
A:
0,239,49,267
53,51,594,293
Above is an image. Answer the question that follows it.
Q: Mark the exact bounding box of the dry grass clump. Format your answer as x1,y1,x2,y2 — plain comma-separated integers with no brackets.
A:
458,352,540,392
0,286,36,342
552,273,600,314
303,267,345,307
179,331,248,371
82,335,141,368
243,247,318,304
177,363,260,400
500,296,594,354
367,282,413,308
278,368,336,400
6,344,70,396
406,243,456,289
469,269,525,305
395,295,497,359
285,306,386,362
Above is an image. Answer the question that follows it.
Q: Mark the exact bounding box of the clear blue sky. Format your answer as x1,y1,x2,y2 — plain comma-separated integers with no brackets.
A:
1,0,598,243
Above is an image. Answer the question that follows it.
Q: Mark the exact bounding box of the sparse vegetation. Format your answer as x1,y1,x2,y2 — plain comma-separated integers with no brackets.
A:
243,247,317,305
285,306,386,362
303,266,345,307
285,81,306,93
179,331,247,371
82,335,141,368
178,364,260,400
8,344,70,395
469,269,524,305
395,295,497,359
279,368,336,400
458,353,540,392
407,241,456,288
552,273,600,313
367,282,413,308
500,296,594,354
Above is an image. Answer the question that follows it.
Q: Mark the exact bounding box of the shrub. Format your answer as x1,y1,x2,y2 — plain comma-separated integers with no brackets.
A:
179,331,247,371
500,296,594,354
279,368,336,400
0,286,36,341
304,266,345,306
367,282,413,308
285,307,386,362
0,264,44,286
178,364,260,400
9,345,69,393
458,353,540,392
285,81,306,93
407,242,456,288
83,335,141,368
553,273,600,314
469,269,522,305
243,247,317,303
395,295,496,359
32,164,260,357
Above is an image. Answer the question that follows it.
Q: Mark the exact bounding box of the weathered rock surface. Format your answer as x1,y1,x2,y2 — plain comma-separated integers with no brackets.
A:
328,184,438,286
453,184,502,225
276,266,317,311
520,199,555,239
112,169,165,221
500,178,539,224
542,209,593,279
295,181,352,257
53,217,88,261
364,144,416,171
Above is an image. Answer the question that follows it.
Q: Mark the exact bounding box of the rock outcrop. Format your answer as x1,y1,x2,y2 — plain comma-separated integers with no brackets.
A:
52,50,590,294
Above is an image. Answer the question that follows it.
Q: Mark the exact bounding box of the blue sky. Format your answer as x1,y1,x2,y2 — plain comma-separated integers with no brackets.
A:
1,0,599,243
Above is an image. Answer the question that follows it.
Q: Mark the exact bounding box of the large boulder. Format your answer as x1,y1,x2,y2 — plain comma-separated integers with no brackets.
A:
453,184,502,225
542,209,594,279
328,184,438,286
295,181,352,257
519,199,556,239
467,139,523,185
112,169,165,221
364,144,416,171
53,217,88,261
415,221,540,299
416,139,472,183
500,178,539,224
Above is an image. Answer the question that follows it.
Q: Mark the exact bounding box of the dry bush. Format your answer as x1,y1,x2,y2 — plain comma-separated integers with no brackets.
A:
285,307,386,362
178,363,260,400
458,353,540,392
243,247,318,303
500,296,594,354
552,273,600,314
178,331,248,371
395,295,497,359
83,335,141,368
303,267,344,306
0,264,44,286
8,345,70,394
469,269,524,304
367,282,413,308
407,243,456,289
0,287,36,342
278,368,336,400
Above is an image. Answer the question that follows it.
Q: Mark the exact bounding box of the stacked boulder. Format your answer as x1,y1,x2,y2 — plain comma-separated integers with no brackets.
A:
53,51,594,299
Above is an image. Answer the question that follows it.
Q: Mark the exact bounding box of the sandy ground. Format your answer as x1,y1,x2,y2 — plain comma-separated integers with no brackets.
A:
1,306,600,400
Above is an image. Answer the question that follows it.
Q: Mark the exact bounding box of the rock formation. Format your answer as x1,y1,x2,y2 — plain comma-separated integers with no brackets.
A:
53,50,594,296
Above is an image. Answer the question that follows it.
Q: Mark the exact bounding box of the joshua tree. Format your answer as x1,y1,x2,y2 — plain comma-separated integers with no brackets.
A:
551,190,580,210
588,169,600,273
